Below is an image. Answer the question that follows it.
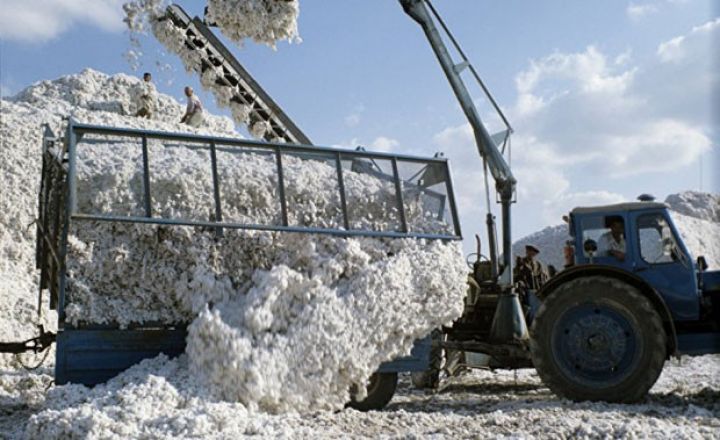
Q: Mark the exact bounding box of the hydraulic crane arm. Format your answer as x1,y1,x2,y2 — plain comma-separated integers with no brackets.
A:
399,0,516,201
400,0,516,280
401,0,528,342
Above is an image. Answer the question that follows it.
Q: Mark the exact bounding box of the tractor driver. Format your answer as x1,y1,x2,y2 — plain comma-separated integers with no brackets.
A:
599,218,626,261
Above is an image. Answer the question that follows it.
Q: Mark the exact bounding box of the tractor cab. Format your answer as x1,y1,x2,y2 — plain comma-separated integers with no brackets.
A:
568,201,700,322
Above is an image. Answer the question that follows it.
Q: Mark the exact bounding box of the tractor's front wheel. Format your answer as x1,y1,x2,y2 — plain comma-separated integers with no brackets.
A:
530,276,666,403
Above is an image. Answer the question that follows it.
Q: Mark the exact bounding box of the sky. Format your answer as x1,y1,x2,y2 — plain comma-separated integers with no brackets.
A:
0,0,718,255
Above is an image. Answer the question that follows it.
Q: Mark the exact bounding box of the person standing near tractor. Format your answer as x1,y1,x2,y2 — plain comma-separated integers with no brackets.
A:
515,244,548,290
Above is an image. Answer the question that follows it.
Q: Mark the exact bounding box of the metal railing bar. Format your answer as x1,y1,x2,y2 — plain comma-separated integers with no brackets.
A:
391,158,409,233
70,213,461,240
335,152,350,230
141,136,152,218
209,140,224,237
275,148,289,226
70,122,450,164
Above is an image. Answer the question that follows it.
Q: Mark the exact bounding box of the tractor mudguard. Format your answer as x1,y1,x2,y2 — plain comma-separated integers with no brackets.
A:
536,264,678,356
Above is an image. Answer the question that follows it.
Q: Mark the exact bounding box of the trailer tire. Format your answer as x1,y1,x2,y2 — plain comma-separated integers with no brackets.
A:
530,275,666,403
347,372,398,411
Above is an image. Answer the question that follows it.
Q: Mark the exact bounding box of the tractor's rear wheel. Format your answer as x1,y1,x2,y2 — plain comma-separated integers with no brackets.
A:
530,276,666,403
411,329,443,389
347,372,398,411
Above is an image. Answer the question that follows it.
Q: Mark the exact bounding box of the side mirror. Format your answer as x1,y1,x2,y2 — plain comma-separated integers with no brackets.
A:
697,256,708,271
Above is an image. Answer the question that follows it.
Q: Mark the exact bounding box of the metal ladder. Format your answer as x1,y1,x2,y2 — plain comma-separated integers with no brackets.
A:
164,4,312,145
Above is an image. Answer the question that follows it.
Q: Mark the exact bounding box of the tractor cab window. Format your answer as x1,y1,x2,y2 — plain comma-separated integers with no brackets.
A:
580,215,626,260
638,214,681,264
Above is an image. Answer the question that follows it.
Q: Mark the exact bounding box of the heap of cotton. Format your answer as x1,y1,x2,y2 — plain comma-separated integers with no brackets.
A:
58,100,465,410
187,238,465,412
63,135,455,327
2,68,466,416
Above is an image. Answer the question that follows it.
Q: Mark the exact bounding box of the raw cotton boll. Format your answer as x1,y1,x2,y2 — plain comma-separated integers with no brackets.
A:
151,18,186,55
205,0,301,48
123,0,167,33
200,66,220,90
230,101,252,124
213,82,237,108
249,120,271,139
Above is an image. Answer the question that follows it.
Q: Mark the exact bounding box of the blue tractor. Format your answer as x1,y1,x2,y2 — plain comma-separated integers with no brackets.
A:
399,0,720,403
528,201,720,402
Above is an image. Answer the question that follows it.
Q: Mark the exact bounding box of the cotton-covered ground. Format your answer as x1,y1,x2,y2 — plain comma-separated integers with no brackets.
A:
3,353,717,439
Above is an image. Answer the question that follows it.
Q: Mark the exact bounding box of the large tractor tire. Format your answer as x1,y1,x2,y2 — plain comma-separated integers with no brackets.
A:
347,372,398,411
411,329,443,389
530,275,666,403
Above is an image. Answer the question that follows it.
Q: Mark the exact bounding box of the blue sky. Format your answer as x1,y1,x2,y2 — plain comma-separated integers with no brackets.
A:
1,0,717,253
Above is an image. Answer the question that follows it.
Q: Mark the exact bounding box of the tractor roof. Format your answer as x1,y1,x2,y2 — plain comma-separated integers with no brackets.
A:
571,202,667,215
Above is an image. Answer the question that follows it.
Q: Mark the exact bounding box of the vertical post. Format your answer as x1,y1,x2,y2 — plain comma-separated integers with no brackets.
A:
335,152,350,230
209,140,224,237
58,119,79,323
66,124,78,217
444,161,462,238
391,157,408,233
275,148,289,226
141,136,152,218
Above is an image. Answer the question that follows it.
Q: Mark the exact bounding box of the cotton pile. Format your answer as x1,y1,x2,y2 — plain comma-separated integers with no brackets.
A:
0,68,466,440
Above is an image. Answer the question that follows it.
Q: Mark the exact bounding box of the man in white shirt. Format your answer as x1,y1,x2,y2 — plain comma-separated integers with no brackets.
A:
181,86,204,127
598,218,626,261
134,72,157,119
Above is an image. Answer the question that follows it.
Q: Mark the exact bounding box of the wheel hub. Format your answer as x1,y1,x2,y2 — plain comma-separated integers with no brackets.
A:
552,304,639,385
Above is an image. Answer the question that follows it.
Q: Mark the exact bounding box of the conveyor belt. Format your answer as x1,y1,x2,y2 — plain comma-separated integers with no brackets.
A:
164,4,312,145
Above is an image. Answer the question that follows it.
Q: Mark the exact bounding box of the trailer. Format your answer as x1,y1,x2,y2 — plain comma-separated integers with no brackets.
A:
27,118,463,410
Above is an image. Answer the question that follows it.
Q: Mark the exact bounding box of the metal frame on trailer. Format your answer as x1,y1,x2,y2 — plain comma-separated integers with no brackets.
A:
39,120,462,384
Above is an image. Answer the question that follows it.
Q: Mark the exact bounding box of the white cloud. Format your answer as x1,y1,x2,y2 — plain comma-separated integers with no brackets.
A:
0,0,125,43
541,191,626,225
627,3,660,20
432,24,716,240
509,44,711,176
344,113,361,127
370,136,400,153
657,17,720,63
343,104,366,128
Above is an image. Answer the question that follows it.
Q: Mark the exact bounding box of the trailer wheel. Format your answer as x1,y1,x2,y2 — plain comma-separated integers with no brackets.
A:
347,372,398,411
530,276,666,403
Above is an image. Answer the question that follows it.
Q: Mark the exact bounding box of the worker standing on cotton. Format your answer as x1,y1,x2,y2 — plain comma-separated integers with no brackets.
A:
181,86,205,127
134,72,157,119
